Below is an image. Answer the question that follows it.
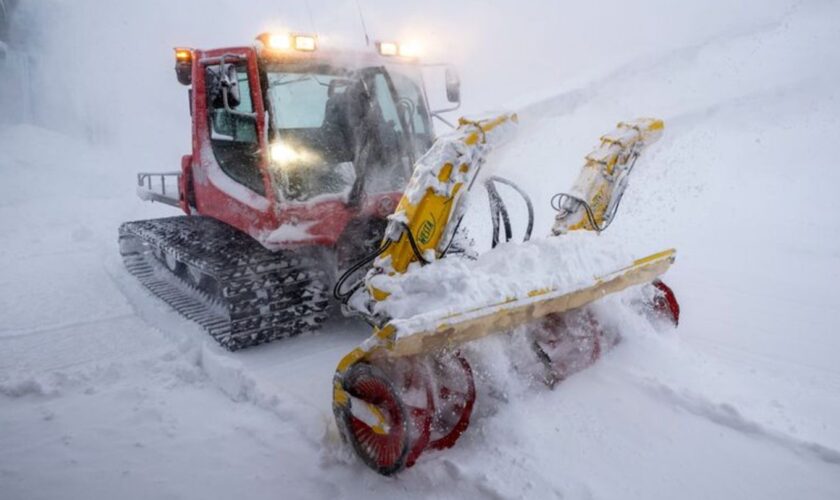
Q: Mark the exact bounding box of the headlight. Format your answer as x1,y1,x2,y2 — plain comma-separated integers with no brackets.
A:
270,142,298,164
270,141,318,167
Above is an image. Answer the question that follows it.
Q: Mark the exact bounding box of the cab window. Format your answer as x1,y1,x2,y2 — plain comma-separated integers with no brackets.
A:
371,74,405,135
387,69,433,153
206,64,265,195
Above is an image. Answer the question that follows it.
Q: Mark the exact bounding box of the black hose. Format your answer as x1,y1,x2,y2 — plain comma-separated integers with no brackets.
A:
486,181,513,248
486,181,501,248
333,239,392,303
400,222,430,265
551,193,605,233
440,216,465,257
332,221,431,304
550,150,641,233
484,176,535,248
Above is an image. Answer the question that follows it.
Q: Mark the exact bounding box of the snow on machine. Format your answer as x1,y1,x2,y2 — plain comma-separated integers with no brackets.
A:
331,115,680,474
118,31,679,475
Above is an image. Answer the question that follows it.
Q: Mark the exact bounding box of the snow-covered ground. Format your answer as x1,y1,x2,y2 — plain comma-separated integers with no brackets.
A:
2,0,839,498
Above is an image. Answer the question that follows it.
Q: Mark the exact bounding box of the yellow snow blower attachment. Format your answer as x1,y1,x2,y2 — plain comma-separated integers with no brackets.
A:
331,115,679,475
551,118,664,234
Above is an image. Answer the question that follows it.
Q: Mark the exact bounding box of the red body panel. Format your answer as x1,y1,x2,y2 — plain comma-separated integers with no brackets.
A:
181,46,404,251
178,154,192,215
187,47,277,241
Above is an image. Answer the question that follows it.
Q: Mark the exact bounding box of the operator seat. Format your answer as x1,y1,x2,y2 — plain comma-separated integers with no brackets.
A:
321,87,356,164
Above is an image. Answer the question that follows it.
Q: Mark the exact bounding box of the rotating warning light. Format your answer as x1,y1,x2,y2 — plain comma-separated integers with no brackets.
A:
174,48,192,63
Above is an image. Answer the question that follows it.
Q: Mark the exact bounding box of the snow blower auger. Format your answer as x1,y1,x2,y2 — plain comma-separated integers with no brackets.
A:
331,115,680,475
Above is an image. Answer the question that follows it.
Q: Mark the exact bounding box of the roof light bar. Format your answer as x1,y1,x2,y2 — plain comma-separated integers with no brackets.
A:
377,41,399,57
293,35,317,51
267,34,291,50
257,32,318,52
376,40,421,58
397,42,420,58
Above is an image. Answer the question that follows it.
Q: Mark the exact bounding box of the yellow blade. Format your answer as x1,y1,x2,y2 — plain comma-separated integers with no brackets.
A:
370,249,676,359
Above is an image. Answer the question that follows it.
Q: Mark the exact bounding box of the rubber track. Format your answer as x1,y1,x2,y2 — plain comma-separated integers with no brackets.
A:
119,216,330,350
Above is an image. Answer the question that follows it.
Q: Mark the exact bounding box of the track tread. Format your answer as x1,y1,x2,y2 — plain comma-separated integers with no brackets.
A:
119,216,329,350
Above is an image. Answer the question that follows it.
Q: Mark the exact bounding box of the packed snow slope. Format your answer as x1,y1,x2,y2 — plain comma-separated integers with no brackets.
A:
2,0,839,499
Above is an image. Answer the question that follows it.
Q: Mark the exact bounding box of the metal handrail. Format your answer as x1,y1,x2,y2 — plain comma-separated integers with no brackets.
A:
137,172,181,207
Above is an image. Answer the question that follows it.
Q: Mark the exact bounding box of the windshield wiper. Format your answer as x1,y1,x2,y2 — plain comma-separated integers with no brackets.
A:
269,74,334,88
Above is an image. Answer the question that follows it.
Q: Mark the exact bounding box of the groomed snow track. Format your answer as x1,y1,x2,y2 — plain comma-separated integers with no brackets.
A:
118,216,330,350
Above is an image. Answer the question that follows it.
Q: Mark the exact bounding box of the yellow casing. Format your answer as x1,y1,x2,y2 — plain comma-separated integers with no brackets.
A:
553,118,664,233
333,115,673,394
369,114,518,300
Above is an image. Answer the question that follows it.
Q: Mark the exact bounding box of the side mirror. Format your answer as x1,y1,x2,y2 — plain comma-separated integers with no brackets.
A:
425,63,462,125
445,66,460,103
207,63,241,110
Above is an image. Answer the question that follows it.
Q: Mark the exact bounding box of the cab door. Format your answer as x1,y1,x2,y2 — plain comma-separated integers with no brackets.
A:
189,47,278,240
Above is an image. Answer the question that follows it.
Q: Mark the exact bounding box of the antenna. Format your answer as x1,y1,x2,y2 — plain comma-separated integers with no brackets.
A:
304,0,317,33
354,0,371,47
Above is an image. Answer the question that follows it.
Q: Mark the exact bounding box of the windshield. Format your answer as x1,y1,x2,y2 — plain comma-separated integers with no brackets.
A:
263,64,433,203
268,72,341,129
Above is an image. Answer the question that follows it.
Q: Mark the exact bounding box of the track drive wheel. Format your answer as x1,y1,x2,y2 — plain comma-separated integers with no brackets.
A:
428,352,476,451
153,245,184,275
